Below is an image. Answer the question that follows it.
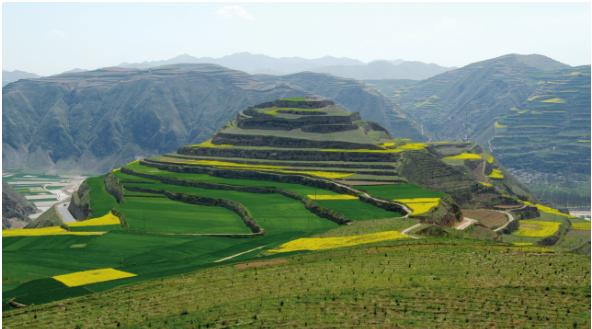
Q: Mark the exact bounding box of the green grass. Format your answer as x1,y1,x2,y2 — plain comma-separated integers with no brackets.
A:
357,183,446,200
317,217,418,237
314,200,402,220
119,195,250,235
122,181,337,235
86,176,118,216
4,238,589,328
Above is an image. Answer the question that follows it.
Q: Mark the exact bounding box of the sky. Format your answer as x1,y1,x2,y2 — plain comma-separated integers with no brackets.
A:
3,2,591,76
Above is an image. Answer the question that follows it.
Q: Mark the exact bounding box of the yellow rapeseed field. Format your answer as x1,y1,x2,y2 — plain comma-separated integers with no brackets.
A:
3,226,106,237
443,152,482,161
269,230,409,253
512,242,533,246
514,220,561,237
486,155,495,164
480,182,493,187
394,198,440,215
523,201,575,218
488,169,504,180
67,211,120,227
495,122,507,129
572,222,591,230
307,194,358,201
193,139,232,148
278,170,353,179
157,157,353,179
542,97,565,103
323,142,427,153
53,268,137,287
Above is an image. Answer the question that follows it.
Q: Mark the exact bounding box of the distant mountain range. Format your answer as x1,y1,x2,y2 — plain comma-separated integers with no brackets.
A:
3,64,421,173
2,70,39,86
373,54,590,206
120,53,452,80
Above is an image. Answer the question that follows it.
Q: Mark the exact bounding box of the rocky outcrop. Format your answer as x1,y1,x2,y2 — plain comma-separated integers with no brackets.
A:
68,181,91,220
2,183,36,228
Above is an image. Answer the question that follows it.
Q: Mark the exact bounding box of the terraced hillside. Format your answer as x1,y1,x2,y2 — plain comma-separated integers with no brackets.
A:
3,64,422,173
385,54,591,207
3,98,589,327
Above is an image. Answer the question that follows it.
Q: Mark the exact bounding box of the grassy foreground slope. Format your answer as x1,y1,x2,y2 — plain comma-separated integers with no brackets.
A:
4,237,589,329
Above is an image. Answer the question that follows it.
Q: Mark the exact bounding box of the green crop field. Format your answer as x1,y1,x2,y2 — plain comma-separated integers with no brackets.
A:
120,162,403,222
4,238,589,329
314,200,402,220
358,183,446,199
120,195,250,234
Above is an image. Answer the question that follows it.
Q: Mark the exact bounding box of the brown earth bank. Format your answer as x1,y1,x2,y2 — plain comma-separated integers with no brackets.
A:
462,209,508,229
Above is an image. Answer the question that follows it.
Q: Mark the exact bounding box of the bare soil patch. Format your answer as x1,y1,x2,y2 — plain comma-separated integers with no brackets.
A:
337,180,394,186
462,209,508,229
235,258,288,270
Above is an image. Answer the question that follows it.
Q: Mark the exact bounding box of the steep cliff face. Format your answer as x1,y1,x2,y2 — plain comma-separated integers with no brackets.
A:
2,183,36,228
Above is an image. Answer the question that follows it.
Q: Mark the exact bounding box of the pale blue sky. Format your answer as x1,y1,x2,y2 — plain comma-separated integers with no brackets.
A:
3,2,590,75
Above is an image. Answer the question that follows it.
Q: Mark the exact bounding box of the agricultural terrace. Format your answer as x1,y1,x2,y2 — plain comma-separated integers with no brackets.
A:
514,220,561,237
488,168,504,180
3,98,590,326
4,157,414,306
269,230,409,253
501,210,570,246
442,152,482,161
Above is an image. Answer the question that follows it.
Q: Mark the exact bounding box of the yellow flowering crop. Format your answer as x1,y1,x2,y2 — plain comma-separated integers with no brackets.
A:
193,139,232,148
156,157,353,180
68,211,121,227
269,230,409,253
323,142,426,153
512,242,533,246
443,152,482,161
523,201,575,218
53,268,137,287
486,155,495,164
542,98,565,103
480,182,493,187
307,194,358,200
495,122,507,129
488,169,504,180
572,222,591,230
394,198,440,215
514,220,560,237
3,226,106,237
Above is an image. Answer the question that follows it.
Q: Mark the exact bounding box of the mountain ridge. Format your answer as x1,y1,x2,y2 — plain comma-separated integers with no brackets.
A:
3,63,422,173
119,52,452,80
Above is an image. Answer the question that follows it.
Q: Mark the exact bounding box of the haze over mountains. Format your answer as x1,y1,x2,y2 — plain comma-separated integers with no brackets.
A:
119,52,452,80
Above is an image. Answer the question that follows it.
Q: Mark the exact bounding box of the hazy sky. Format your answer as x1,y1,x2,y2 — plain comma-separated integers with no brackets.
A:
3,2,590,76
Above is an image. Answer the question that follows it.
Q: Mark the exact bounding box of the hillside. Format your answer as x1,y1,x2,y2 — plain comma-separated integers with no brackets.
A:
2,69,40,86
4,238,589,328
2,182,36,228
3,64,422,173
120,52,452,80
5,98,588,324
385,54,591,207
315,60,452,80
